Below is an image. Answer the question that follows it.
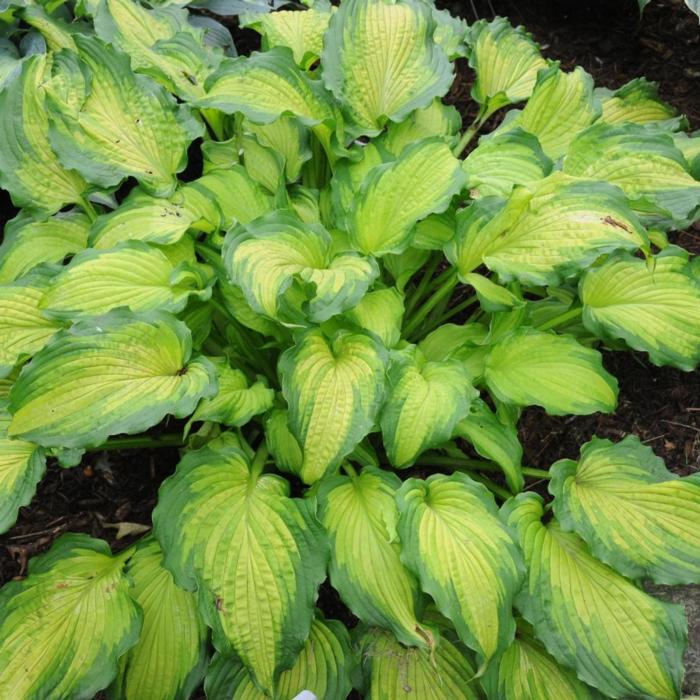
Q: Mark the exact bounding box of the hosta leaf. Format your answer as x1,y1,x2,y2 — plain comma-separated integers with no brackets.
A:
596,78,677,126
265,407,303,477
0,534,141,699
205,617,354,700
347,138,465,256
446,174,648,285
0,210,90,283
380,346,476,467
454,399,523,493
481,620,599,700
463,272,522,312
224,211,378,323
382,98,461,155
468,17,548,118
564,123,700,225
502,493,687,699
242,6,331,69
153,447,327,692
550,435,700,585
279,327,388,484
0,54,86,214
397,473,524,669
0,400,45,534
40,242,211,319
188,357,274,429
46,36,202,196
8,310,216,448
358,627,480,700
484,328,618,415
111,537,207,700
322,0,453,134
501,65,599,160
580,250,700,370
345,287,404,347
464,128,552,198
317,468,430,648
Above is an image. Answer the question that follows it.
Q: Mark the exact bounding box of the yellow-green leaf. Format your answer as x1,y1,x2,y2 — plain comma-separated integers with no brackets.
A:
345,287,404,347
597,78,677,126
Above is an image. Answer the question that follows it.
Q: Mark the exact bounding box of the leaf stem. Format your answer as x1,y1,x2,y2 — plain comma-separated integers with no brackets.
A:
424,294,478,332
404,255,440,316
453,111,488,157
250,444,269,481
342,461,359,479
536,306,583,332
85,434,185,452
404,270,458,339
79,197,98,223
416,454,550,480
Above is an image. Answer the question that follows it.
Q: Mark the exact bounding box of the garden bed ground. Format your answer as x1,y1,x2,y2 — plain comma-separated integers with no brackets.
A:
1,0,699,694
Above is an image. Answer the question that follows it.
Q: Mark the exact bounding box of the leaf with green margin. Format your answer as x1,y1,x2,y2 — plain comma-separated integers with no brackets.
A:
322,0,453,134
396,472,524,670
110,537,207,700
501,493,687,699
499,65,599,160
46,36,202,196
580,250,700,370
0,268,64,379
8,310,217,449
187,357,273,429
265,406,303,477
204,617,354,700
0,54,86,215
380,346,476,468
463,128,553,198
468,17,548,118
481,620,600,700
463,272,523,312
0,210,90,284
21,5,79,51
0,400,45,534
345,287,404,347
412,210,457,250
382,98,461,155
0,534,142,699
564,122,700,226
484,328,618,416
242,6,331,69
596,77,678,126
224,211,379,324
40,241,211,319
549,435,700,585
279,327,388,484
347,138,465,256
358,627,480,699
418,321,489,362
445,174,648,286
153,447,327,693
454,398,524,493
239,132,286,193
317,467,431,648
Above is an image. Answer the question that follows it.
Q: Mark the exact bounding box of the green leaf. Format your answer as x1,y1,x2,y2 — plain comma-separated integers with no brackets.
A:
502,493,687,699
501,65,599,160
580,250,700,370
8,310,216,448
446,174,648,286
0,210,90,284
279,327,388,484
347,138,465,256
0,268,64,378
0,54,86,214
397,473,524,670
0,400,45,534
463,128,552,198
345,287,404,347
242,6,331,69
46,36,202,196
468,17,548,118
380,346,476,467
322,0,453,134
224,211,378,324
41,241,211,319
358,627,480,699
153,447,327,692
484,328,618,415
110,537,207,700
481,620,599,700
454,398,523,493
550,435,700,585
462,272,523,312
564,122,700,225
265,406,303,477
187,357,274,429
205,617,354,700
596,78,677,126
317,467,431,648
0,534,141,699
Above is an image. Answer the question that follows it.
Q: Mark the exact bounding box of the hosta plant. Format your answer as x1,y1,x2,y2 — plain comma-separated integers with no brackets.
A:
0,0,700,698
